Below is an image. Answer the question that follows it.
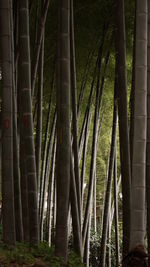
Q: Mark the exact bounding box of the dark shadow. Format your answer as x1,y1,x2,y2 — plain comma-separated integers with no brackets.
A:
122,245,148,267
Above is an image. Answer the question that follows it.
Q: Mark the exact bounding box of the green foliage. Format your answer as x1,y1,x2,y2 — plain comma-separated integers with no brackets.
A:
68,251,85,267
89,231,101,267
0,242,34,266
0,242,84,267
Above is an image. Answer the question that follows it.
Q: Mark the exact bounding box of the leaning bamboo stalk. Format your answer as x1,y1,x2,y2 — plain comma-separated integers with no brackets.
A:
70,150,82,257
99,90,118,267
47,137,56,246
39,63,55,214
77,35,101,116
35,37,44,190
93,172,97,234
78,33,105,163
78,66,99,165
83,203,92,267
79,49,110,166
70,0,81,227
147,0,150,263
82,27,106,249
40,110,56,240
113,147,120,266
107,196,112,267
116,0,131,255
110,175,121,227
31,0,50,97
81,111,92,206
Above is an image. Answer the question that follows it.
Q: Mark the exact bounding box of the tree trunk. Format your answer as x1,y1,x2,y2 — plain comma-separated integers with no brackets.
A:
47,137,56,246
70,152,82,257
31,0,50,97
0,0,16,245
99,91,118,267
40,110,56,240
116,0,131,256
35,38,44,190
10,0,23,242
39,63,55,216
20,141,29,242
82,27,106,249
83,207,92,267
113,148,120,266
130,1,136,170
147,1,150,266
55,0,70,261
70,0,81,227
130,0,147,250
107,206,112,267
93,172,97,234
77,37,100,116
18,0,39,245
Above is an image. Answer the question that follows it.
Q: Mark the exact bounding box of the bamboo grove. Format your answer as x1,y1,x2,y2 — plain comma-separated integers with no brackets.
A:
0,0,149,266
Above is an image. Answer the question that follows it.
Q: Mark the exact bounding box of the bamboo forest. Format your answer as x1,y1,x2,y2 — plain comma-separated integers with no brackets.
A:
0,0,149,266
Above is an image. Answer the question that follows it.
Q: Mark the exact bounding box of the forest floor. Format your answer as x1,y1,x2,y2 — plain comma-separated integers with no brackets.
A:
0,242,84,267
0,242,50,267
0,258,46,267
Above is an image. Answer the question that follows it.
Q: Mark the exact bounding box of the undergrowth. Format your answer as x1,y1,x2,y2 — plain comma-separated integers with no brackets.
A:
0,242,85,267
